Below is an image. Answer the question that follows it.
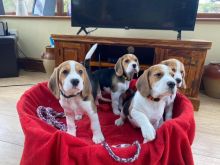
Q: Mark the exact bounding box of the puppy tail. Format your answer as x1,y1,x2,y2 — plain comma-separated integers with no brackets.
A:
85,43,98,60
84,43,98,70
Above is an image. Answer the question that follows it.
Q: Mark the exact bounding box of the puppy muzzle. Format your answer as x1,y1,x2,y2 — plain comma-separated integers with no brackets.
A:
132,65,139,73
71,79,79,87
176,78,182,84
167,81,177,94
175,78,182,88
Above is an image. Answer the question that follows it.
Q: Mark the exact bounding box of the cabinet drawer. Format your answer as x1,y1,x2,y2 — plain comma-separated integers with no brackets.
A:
55,42,87,66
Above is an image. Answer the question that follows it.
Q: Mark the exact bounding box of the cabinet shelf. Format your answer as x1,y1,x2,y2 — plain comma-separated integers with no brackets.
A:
90,61,149,70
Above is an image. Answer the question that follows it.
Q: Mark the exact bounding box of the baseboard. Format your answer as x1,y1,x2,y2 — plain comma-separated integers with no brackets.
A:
18,58,46,72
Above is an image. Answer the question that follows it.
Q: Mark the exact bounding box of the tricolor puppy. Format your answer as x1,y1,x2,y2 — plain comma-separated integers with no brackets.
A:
160,59,186,120
48,60,105,144
85,48,140,115
115,64,177,143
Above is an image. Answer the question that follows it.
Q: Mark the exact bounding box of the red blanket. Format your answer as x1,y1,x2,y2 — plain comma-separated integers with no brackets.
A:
17,81,195,165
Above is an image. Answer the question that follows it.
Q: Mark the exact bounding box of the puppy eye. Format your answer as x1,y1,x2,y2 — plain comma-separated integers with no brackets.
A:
78,70,83,75
172,68,176,72
125,59,129,63
181,70,184,74
62,70,69,75
155,73,162,77
171,73,175,77
134,59,138,62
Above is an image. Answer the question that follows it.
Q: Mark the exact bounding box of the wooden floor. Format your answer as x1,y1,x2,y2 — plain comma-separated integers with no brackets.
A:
0,71,219,165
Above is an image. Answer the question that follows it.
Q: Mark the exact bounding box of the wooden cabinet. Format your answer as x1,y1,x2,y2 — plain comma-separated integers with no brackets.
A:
54,42,90,66
51,34,212,111
154,48,208,110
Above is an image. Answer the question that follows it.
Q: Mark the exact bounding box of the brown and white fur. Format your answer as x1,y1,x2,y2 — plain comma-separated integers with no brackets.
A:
85,48,140,115
115,64,177,143
48,60,104,144
161,59,186,120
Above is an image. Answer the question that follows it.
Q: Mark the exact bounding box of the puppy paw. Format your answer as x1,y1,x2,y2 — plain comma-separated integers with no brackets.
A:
92,133,105,144
113,109,120,115
142,124,156,142
115,118,124,126
75,114,83,120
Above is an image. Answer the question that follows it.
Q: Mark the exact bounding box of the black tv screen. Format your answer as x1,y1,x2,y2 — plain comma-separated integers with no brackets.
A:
71,0,199,31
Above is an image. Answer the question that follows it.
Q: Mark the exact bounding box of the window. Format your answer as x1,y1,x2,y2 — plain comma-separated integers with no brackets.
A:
3,0,34,14
63,0,70,14
56,0,70,16
26,0,35,13
2,0,15,13
198,0,220,13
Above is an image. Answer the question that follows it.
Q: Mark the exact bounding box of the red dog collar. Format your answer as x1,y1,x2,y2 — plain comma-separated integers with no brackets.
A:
147,95,160,102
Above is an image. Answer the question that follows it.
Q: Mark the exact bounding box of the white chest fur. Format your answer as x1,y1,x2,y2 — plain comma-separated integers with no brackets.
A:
165,93,176,105
110,80,130,115
128,91,168,142
59,96,92,114
59,95,104,144
117,80,130,92
132,91,166,123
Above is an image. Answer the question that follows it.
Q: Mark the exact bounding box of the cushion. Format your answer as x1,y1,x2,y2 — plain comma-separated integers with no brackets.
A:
17,81,195,165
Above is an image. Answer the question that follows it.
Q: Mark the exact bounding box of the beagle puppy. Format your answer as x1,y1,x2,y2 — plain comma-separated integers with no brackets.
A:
115,64,177,143
48,60,105,144
85,50,140,115
160,59,186,120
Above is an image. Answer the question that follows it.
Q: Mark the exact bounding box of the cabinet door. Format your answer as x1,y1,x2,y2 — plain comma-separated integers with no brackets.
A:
55,42,87,66
155,48,206,97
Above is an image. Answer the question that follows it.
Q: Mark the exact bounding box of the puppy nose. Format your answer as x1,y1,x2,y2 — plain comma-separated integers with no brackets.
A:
71,79,79,86
132,64,136,68
176,78,182,84
167,81,176,89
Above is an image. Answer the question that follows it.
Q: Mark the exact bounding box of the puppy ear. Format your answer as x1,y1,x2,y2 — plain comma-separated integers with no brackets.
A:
182,64,187,89
161,61,168,66
82,68,92,99
136,69,150,97
115,57,123,76
48,67,60,99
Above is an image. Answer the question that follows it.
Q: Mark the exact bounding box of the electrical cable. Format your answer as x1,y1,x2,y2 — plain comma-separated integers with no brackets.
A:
16,42,28,58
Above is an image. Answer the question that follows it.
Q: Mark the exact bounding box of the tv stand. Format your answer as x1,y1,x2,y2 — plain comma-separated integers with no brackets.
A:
76,27,98,35
177,30,182,40
76,27,89,35
51,34,212,111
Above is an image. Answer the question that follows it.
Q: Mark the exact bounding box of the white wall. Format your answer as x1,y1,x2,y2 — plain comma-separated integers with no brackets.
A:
1,17,220,64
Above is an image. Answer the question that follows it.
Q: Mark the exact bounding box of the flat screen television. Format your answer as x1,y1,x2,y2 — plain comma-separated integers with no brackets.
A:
71,0,199,31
